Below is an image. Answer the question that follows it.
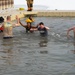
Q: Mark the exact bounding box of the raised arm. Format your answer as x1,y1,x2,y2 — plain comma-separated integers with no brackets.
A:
31,25,38,28
19,19,26,28
30,24,39,31
14,15,20,26
67,27,74,38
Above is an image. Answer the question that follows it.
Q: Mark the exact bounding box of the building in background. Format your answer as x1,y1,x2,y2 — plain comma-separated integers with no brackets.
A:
0,0,14,10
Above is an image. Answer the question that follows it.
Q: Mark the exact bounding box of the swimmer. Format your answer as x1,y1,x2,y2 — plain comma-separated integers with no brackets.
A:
67,26,75,38
0,23,4,32
25,15,35,26
0,17,4,32
31,22,50,37
19,19,37,33
3,15,20,39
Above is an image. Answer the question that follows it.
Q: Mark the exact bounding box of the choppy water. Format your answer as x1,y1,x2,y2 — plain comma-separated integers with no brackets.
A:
0,17,75,75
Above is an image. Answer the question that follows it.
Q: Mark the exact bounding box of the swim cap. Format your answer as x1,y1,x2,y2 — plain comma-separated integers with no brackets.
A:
0,17,4,23
39,22,44,25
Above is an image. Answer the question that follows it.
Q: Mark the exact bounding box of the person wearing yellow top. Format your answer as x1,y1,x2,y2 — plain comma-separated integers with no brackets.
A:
25,15,35,26
26,0,34,11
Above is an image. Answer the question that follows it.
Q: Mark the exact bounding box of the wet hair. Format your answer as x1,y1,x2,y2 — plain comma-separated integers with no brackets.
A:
39,22,44,25
7,16,11,20
29,15,32,20
0,16,4,23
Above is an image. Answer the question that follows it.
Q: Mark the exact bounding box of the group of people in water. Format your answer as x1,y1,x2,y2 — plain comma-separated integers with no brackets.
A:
0,15,50,39
0,15,75,39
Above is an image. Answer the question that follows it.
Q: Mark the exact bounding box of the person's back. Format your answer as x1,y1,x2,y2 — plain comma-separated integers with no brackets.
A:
3,22,13,38
3,15,20,39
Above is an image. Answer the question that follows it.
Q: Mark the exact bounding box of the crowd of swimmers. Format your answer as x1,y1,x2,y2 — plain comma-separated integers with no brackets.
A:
0,15,75,39
0,15,50,39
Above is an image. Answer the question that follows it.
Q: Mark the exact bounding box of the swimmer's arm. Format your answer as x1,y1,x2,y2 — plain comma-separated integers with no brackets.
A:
45,26,50,30
30,28,38,31
19,21,26,27
18,18,27,28
31,25,38,28
13,15,20,27
67,27,74,38
30,24,39,31
31,24,40,28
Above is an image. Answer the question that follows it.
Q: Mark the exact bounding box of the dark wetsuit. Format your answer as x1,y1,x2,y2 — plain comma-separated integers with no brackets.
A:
38,27,48,37
25,25,32,33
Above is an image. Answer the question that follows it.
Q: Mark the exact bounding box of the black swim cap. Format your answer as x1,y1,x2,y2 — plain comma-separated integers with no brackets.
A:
0,17,4,23
39,22,44,25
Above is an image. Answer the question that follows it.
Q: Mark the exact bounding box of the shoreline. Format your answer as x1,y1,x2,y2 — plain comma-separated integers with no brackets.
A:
1,9,75,21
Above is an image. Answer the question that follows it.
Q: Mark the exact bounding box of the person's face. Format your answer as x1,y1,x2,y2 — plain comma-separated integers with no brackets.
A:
7,17,11,21
29,16,32,19
40,24,44,28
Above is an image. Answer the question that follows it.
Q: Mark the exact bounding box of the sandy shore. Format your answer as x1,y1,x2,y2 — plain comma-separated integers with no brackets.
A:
0,9,26,21
0,9,38,21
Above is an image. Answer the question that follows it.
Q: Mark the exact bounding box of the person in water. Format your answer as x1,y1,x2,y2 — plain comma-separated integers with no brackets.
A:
3,15,20,39
67,26,75,38
25,15,35,26
0,17,4,32
31,22,50,37
19,19,36,33
67,26,75,54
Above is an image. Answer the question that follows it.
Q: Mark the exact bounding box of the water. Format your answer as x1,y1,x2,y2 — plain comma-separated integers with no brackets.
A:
0,17,75,75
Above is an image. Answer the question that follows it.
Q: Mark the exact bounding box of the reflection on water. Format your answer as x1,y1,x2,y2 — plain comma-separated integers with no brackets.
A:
1,39,16,65
39,37,48,47
70,40,75,54
0,17,75,75
71,50,75,54
67,36,75,54
40,51,48,54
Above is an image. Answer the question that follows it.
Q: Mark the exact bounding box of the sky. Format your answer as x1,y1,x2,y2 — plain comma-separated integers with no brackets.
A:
14,0,75,10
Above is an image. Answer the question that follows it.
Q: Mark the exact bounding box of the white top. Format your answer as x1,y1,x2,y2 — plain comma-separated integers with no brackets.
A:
3,22,15,37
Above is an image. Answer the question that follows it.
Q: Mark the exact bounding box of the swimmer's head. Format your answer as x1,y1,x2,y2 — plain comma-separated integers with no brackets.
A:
7,16,11,21
27,22,31,26
0,17,4,23
39,22,44,25
39,22,45,28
